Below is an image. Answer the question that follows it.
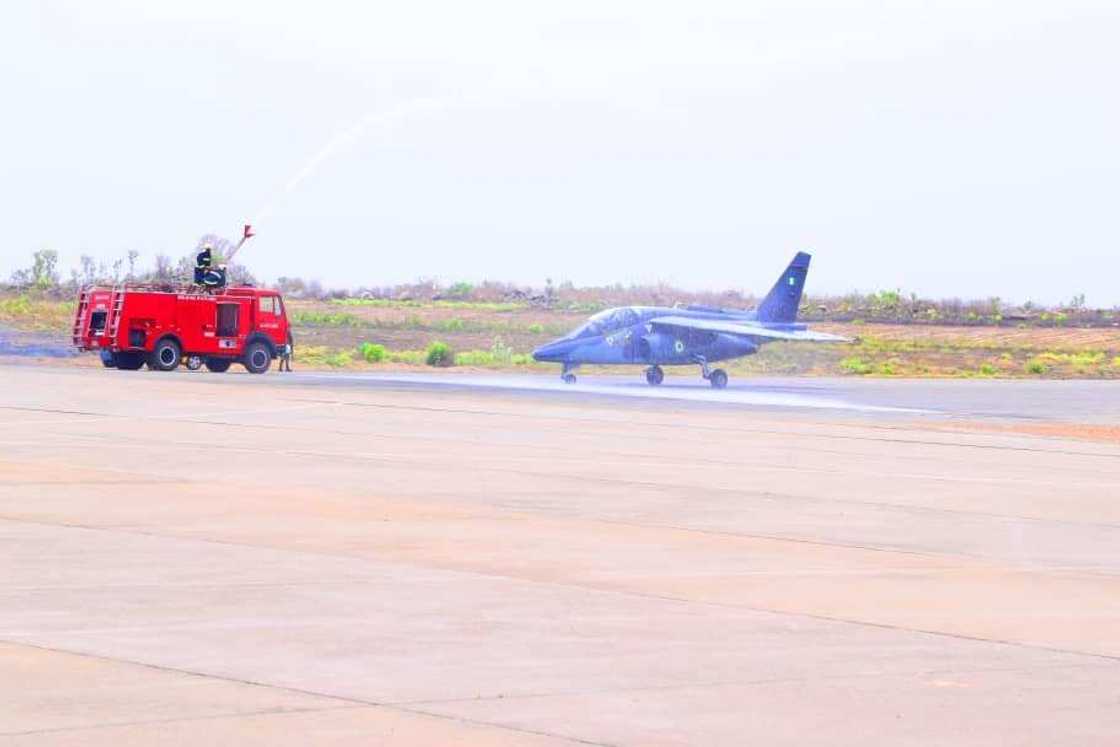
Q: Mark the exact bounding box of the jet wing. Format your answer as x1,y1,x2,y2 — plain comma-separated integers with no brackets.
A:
648,316,850,342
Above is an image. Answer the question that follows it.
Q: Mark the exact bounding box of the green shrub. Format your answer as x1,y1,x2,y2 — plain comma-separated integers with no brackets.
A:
442,317,466,331
359,342,386,363
527,323,544,334
1025,359,1046,375
978,363,997,377
840,357,873,375
426,341,454,367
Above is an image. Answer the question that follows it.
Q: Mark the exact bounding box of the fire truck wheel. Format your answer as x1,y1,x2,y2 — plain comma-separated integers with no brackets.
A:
149,338,182,372
115,352,145,370
243,341,272,374
204,358,232,373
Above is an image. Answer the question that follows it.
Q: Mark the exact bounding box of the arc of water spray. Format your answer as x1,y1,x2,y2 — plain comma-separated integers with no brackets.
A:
251,95,465,226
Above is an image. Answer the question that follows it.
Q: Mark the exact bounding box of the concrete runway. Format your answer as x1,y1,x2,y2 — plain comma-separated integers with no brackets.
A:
2,364,1119,745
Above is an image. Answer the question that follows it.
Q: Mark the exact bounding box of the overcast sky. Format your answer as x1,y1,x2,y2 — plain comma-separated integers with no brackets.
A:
2,1,1117,303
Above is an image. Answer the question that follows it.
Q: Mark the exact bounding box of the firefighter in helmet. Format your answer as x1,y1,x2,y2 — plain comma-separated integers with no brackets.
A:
194,244,226,288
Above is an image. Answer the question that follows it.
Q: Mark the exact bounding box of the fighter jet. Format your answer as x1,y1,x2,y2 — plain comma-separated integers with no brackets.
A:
532,252,848,388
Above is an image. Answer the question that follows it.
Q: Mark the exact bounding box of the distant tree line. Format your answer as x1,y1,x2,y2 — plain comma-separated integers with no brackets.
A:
5,249,255,294
5,249,1116,327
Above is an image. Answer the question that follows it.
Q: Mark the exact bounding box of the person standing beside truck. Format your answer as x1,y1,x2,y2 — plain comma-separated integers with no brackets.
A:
279,331,293,372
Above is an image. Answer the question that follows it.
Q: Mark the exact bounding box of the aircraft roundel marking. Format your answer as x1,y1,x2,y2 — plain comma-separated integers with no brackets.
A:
674,339,685,353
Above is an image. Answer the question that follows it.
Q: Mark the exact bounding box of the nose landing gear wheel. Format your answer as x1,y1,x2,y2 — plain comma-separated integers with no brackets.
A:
562,373,577,384
645,365,664,386
709,369,728,389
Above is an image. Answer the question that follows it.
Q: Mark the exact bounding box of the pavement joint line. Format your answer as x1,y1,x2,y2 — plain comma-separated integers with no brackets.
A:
0,486,1096,574
0,400,340,425
6,445,1119,535
11,420,1112,497
6,396,1120,461
0,638,615,747
0,703,367,738
4,459,1120,564
14,428,1120,494
0,480,190,487
3,476,1120,580
284,397,1120,459
19,410,1111,484
4,562,1119,596
4,514,1120,667
585,517,1120,567
387,660,1110,708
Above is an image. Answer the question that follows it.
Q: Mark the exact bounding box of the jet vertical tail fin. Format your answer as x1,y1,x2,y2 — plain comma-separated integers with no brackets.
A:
756,252,811,323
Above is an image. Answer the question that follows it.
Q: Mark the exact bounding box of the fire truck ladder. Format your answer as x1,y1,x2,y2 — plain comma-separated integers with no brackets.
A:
106,286,126,341
72,288,90,346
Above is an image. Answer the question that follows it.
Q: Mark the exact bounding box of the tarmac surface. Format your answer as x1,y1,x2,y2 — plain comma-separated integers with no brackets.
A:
2,363,1119,745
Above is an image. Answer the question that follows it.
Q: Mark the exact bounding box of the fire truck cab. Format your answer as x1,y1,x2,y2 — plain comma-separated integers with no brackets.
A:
73,284,291,374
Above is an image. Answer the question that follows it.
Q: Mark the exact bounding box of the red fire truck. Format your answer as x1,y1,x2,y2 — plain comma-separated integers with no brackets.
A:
72,284,292,374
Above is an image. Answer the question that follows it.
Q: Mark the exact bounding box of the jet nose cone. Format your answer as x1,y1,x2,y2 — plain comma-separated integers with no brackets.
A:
532,339,573,362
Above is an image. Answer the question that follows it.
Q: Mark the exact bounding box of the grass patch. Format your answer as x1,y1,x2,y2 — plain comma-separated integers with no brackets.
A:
0,294,77,332
0,296,33,316
294,346,343,367
330,298,523,312
877,360,899,375
840,356,873,375
455,338,537,367
387,349,426,365
290,310,365,327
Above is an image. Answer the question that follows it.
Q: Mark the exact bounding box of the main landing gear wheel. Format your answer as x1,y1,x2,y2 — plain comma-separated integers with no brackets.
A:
709,369,728,389
148,338,181,372
645,365,664,386
562,373,577,384
185,355,203,371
